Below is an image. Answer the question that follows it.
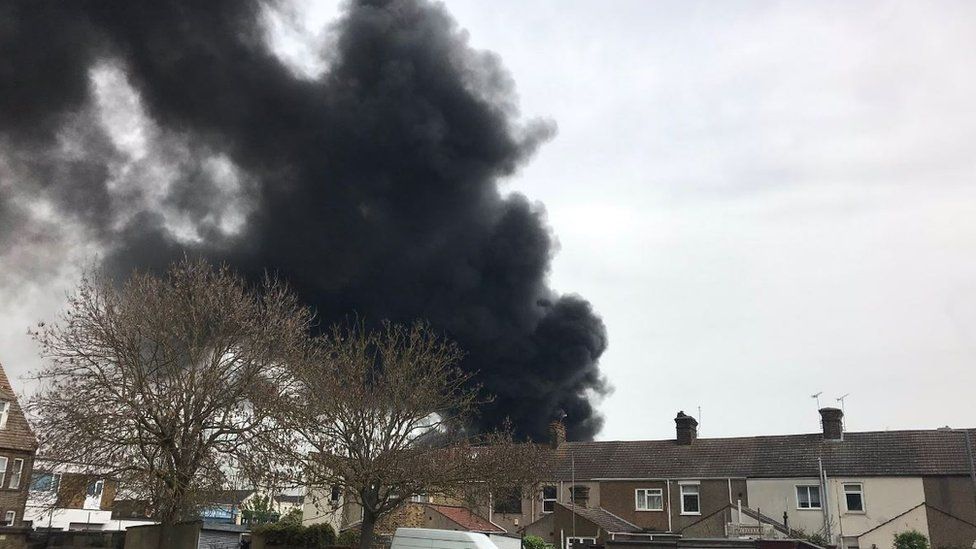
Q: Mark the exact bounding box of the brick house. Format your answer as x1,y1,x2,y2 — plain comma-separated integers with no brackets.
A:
0,361,38,528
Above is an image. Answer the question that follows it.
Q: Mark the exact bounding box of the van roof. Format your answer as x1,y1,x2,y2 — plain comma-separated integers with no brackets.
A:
394,528,492,543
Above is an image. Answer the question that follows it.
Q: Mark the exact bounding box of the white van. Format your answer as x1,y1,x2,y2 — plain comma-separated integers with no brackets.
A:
391,528,502,549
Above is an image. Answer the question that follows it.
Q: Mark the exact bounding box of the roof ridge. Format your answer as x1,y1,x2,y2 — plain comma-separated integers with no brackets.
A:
596,506,640,530
855,502,927,537
924,502,976,529
563,427,976,446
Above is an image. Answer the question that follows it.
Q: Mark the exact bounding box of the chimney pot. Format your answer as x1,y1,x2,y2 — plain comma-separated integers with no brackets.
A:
549,420,567,448
675,410,698,445
819,407,844,440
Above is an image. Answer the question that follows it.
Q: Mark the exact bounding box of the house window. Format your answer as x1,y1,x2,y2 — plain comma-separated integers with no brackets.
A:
330,485,341,503
570,485,589,506
30,472,61,493
565,537,596,549
87,479,104,498
635,488,663,511
493,487,522,514
0,457,7,486
679,483,700,515
796,485,822,509
409,494,430,503
844,483,864,512
541,486,557,513
3,511,13,526
9,459,23,490
0,401,9,429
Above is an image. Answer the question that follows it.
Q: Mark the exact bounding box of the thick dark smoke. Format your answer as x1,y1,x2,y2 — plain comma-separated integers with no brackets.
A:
0,0,608,440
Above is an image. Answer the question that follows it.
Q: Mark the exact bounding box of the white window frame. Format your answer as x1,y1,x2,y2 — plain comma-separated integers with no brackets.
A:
565,537,596,549
3,511,13,526
0,401,9,429
796,485,822,510
635,488,664,511
0,457,8,487
9,458,23,490
679,482,700,515
541,485,557,514
843,483,865,513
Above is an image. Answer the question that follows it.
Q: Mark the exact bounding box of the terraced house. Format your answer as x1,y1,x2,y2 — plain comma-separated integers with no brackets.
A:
525,409,976,549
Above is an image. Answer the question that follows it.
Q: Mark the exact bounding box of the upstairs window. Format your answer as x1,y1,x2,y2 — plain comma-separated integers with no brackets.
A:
3,511,13,526
493,487,523,514
0,401,9,429
330,485,341,503
796,485,822,509
9,459,23,490
635,488,663,511
679,483,700,515
0,457,7,486
30,472,61,493
541,486,557,513
844,483,864,512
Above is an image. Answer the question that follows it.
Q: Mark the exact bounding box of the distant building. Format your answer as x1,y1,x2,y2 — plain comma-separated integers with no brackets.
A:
526,408,976,549
303,407,976,549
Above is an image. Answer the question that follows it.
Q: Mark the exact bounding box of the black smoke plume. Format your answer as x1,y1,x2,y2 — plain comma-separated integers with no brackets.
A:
0,0,608,440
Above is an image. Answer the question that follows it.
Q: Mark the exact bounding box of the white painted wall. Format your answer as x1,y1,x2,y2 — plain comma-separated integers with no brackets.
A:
747,477,826,535
829,477,925,540
302,487,345,532
857,504,928,549
745,476,926,544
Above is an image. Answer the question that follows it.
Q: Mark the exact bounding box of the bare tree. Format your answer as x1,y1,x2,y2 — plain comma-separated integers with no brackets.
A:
28,258,314,524
262,322,549,549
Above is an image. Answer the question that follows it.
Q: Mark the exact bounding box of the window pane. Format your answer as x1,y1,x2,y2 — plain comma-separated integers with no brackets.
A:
649,492,663,510
30,473,53,492
636,490,646,509
809,487,821,507
797,487,809,508
543,500,555,513
683,494,699,513
543,486,556,499
846,493,863,511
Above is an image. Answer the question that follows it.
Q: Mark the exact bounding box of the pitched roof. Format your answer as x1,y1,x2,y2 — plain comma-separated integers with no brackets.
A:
552,428,976,479
558,503,641,533
274,494,305,505
425,503,505,533
206,489,254,505
0,361,38,452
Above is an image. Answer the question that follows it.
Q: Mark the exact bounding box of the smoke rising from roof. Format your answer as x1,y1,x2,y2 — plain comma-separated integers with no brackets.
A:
0,0,608,440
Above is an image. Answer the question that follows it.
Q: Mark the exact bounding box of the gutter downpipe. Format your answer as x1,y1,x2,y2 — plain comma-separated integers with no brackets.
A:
666,479,672,533
819,458,832,542
963,430,976,512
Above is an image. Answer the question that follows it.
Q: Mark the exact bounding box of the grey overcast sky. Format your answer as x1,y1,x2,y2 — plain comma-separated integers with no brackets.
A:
3,0,975,441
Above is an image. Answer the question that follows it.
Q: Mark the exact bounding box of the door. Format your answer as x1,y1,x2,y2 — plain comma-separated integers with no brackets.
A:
84,479,104,510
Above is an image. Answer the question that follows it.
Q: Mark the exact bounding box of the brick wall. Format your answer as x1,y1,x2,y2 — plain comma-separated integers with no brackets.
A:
0,450,33,526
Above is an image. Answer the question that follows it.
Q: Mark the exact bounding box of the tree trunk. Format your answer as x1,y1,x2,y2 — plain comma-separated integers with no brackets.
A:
359,509,377,549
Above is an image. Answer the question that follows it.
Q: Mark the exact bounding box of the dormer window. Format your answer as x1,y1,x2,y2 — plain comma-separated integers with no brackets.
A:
0,401,9,429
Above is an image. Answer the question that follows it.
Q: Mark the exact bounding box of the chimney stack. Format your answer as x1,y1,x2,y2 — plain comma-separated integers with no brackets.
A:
675,411,698,445
549,419,567,448
819,407,844,441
